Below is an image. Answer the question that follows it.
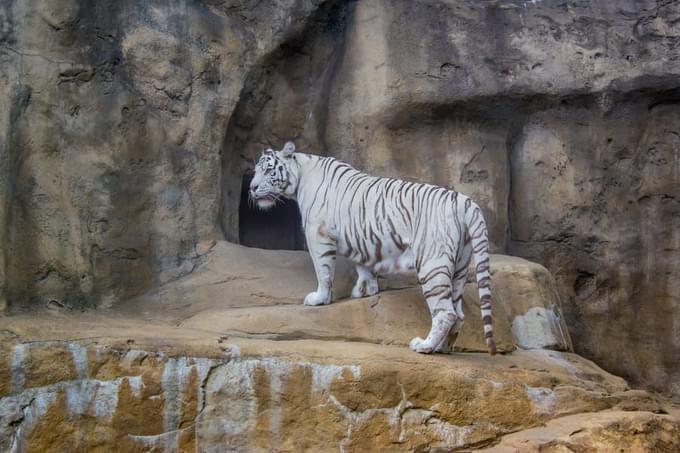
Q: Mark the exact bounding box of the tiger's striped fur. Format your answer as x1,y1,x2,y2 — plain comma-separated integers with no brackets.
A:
250,141,496,355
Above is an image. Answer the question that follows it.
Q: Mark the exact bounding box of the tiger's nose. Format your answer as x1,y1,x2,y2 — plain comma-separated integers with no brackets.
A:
250,183,258,193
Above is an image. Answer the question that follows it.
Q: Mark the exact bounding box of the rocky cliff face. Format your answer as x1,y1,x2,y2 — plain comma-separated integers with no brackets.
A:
3,337,678,452
1,247,678,452
1,0,679,404
0,0,331,310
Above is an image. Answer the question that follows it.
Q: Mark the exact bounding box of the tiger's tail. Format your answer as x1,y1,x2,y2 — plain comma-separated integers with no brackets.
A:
463,198,496,355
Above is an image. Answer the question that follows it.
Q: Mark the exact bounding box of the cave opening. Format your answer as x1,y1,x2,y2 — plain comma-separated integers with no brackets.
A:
238,173,306,250
218,0,351,249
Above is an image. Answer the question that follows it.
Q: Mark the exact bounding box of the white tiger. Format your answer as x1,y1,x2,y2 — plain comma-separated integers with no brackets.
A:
249,141,496,355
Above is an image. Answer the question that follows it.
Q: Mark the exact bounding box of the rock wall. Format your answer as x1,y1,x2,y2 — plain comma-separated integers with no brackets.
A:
0,0,328,309
225,0,680,397
1,0,679,399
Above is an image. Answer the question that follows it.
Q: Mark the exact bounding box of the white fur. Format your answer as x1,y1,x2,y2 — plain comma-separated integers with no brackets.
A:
250,143,496,355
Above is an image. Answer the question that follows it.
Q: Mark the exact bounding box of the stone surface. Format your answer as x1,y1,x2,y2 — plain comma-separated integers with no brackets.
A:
509,100,680,397
485,255,572,351
0,0,328,310
0,244,677,451
482,410,680,453
220,0,680,398
0,0,679,405
0,323,675,452
122,241,576,354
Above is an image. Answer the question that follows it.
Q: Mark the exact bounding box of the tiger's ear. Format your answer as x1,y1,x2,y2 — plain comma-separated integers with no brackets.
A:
281,141,295,158
264,148,274,155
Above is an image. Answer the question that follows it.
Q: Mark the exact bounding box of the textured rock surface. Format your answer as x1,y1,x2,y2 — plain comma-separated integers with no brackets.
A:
0,245,677,451
207,0,680,397
0,0,329,310
482,410,680,453
509,100,680,397
480,255,572,351
125,242,571,353
0,325,675,452
1,0,679,401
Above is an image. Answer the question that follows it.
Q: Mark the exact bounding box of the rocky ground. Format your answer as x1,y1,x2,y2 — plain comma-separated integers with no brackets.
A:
1,244,678,452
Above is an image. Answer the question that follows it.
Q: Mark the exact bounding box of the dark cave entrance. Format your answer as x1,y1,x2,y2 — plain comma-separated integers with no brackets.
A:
220,1,351,250
238,174,306,250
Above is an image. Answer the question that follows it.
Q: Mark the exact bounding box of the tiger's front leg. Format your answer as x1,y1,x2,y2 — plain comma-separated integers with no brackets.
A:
303,222,337,306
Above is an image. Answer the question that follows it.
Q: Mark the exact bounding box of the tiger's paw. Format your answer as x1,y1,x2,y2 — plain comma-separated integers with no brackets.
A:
409,337,433,354
351,279,379,299
303,291,331,306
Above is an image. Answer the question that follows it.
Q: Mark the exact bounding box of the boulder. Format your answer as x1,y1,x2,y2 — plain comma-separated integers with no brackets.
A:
477,255,572,352
125,241,573,353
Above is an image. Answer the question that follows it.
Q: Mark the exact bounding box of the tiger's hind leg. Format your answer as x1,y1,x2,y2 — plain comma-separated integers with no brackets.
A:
434,264,469,353
434,243,472,353
409,259,457,354
351,265,379,298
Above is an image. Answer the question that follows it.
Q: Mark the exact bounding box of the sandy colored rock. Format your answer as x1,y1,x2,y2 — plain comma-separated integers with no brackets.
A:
477,255,573,351
119,241,583,353
177,285,516,354
0,242,673,452
0,318,671,452
0,1,678,449
482,410,680,453
510,102,680,396
0,0,329,311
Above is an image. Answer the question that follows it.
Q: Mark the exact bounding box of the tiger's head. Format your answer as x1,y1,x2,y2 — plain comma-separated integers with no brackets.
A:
249,141,300,210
